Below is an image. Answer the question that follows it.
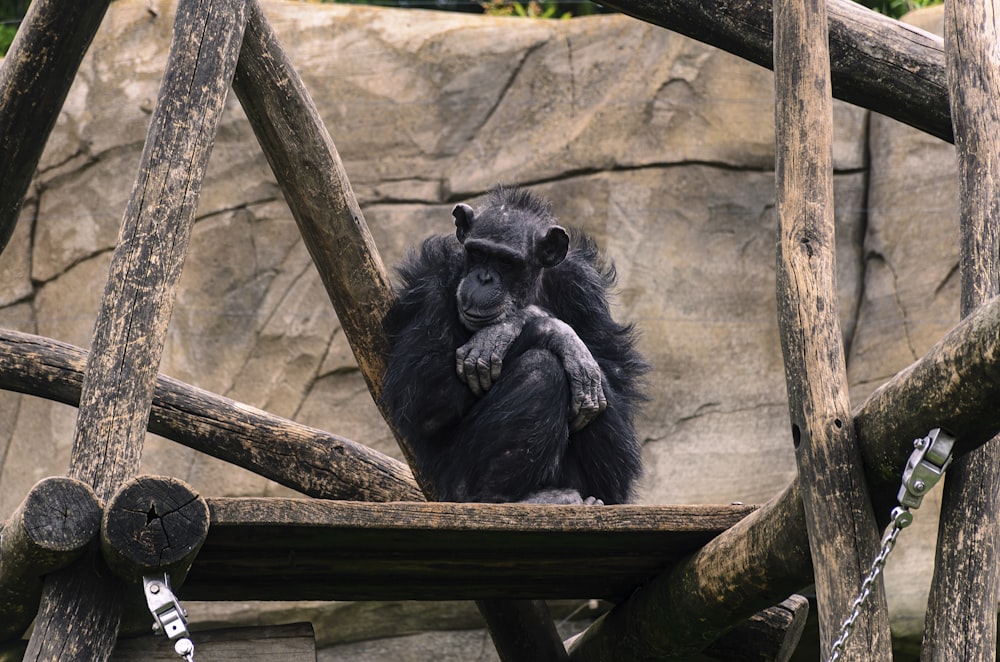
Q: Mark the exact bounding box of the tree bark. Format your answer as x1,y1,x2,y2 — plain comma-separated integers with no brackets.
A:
603,0,951,143
921,1,1000,659
772,0,888,657
23,1,249,659
0,0,112,255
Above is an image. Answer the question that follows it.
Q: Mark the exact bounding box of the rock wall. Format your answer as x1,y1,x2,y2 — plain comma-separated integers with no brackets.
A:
0,0,961,656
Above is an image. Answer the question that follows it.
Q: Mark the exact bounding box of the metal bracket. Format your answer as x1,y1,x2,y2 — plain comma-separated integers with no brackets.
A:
897,427,955,511
143,573,190,640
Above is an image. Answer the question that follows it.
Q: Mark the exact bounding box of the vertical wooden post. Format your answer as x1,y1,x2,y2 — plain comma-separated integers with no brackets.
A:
772,0,890,657
922,0,1000,658
232,6,569,660
0,0,112,255
22,1,249,659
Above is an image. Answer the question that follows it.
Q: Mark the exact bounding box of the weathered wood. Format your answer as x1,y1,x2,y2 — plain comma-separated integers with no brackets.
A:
0,0,113,256
111,623,316,661
922,2,1000,658
568,295,1000,660
603,0,950,143
101,475,209,585
232,0,392,409
0,329,422,502
480,600,569,662
772,0,888,657
232,5,564,660
176,499,754,601
703,595,810,662
0,477,101,642
24,2,249,660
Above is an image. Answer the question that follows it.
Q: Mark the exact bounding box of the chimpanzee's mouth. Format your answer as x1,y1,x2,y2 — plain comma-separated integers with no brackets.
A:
458,307,504,330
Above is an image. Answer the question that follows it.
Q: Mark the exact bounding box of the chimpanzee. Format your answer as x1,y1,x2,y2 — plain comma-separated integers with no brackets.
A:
380,185,647,504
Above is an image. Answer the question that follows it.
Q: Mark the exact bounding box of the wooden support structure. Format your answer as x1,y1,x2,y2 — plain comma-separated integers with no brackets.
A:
922,0,1000,657
110,624,316,662
772,0,888,656
604,0,950,143
23,0,249,658
567,294,1000,659
0,0,113,253
0,329,422,502
0,477,101,640
702,595,810,662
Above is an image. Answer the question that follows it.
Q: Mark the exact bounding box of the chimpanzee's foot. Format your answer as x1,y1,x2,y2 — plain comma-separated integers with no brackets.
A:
519,488,603,505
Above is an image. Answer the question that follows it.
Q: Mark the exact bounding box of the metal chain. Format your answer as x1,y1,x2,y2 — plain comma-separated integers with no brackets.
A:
824,428,955,662
827,507,908,662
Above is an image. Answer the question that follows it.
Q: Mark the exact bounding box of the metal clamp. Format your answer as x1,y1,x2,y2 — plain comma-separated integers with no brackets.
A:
897,428,955,510
143,573,195,661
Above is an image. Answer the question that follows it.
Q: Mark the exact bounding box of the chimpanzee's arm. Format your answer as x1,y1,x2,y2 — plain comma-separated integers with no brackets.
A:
456,305,607,431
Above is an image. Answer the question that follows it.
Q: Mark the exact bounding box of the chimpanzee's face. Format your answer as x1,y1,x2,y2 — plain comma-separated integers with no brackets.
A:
452,202,568,330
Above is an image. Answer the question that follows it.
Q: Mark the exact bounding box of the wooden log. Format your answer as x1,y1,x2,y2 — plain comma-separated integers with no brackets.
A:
0,0,112,255
177,499,754,601
23,2,249,660
232,0,392,408
0,329,422,502
0,477,101,642
602,0,950,143
772,0,888,657
568,295,1000,660
101,475,209,585
111,623,316,662
479,600,569,662
702,595,810,662
922,1,1000,658
232,5,564,660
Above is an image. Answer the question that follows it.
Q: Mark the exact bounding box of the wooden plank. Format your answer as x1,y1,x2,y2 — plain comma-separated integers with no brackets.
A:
111,623,316,662
175,499,755,601
922,0,1000,658
0,0,113,255
0,329,422,502
703,595,810,662
23,1,250,660
772,0,888,657
601,0,950,142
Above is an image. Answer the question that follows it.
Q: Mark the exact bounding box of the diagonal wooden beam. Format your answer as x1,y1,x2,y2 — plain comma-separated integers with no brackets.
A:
230,4,569,661
0,0,113,256
603,0,951,143
23,1,250,658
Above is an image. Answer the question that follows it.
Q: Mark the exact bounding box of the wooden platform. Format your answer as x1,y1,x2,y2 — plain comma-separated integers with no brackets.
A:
180,499,756,602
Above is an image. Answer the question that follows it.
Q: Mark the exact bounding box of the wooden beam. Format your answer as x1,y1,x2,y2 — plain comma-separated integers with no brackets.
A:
922,0,1000,657
101,476,209,585
0,477,101,642
173,499,755,601
703,595,810,662
231,4,567,660
772,0,888,656
23,1,249,659
0,0,113,255
568,294,1000,659
602,0,950,143
0,329,422,502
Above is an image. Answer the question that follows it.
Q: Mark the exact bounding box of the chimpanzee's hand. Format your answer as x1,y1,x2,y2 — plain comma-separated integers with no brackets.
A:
456,315,525,396
537,317,607,431
560,335,607,432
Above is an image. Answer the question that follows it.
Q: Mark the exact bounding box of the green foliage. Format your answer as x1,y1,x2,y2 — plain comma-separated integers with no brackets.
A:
854,0,940,19
0,0,28,55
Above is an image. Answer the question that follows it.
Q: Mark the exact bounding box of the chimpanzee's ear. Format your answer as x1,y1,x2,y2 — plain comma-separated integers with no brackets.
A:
453,204,475,243
537,226,569,268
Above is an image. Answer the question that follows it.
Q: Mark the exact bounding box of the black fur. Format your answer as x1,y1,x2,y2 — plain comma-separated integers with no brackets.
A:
380,186,647,504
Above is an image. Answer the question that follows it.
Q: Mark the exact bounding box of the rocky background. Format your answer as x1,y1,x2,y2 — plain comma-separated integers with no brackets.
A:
0,0,960,658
